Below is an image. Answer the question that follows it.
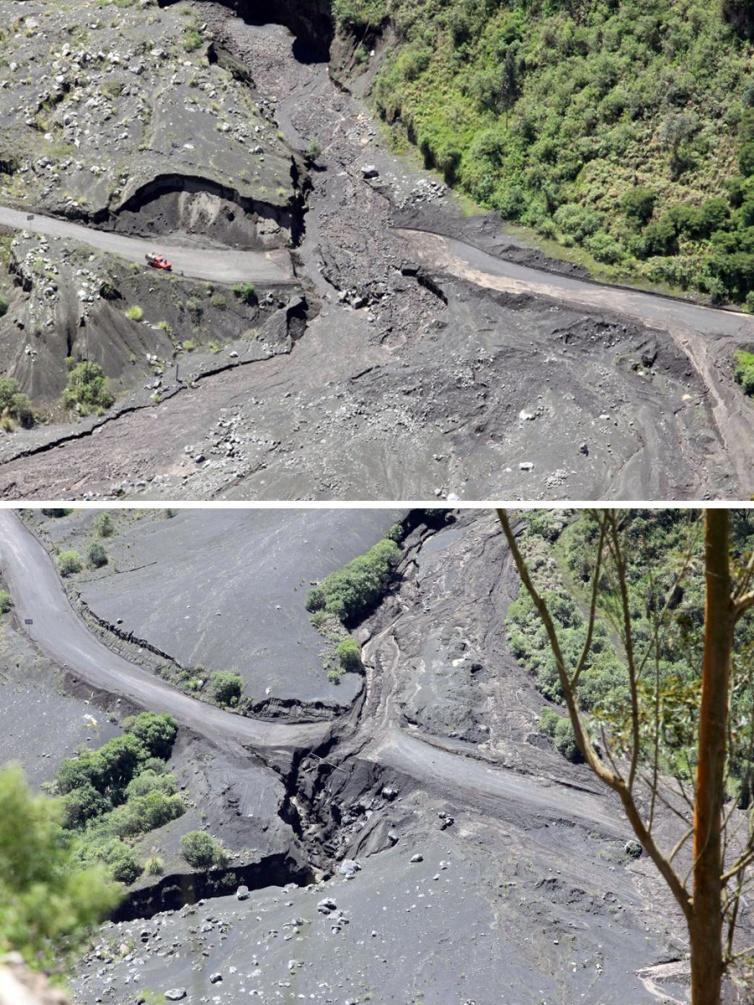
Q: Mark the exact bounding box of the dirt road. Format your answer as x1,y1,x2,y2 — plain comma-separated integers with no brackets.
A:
0,511,328,750
0,205,295,285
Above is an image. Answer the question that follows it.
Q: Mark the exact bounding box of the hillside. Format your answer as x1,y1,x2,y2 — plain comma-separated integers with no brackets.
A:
336,0,754,304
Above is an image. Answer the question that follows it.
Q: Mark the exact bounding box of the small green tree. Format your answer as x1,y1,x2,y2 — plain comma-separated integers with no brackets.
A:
0,765,120,974
0,590,11,614
0,376,34,428
122,712,178,759
210,672,243,707
95,512,114,538
180,830,226,869
337,637,362,672
87,542,108,569
62,362,114,417
58,550,82,577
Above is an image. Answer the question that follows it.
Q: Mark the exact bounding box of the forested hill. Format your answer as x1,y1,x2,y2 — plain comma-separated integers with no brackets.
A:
334,0,754,305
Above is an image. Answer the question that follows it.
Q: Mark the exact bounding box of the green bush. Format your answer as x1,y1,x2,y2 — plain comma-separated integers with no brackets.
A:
0,590,11,614
61,783,111,829
145,855,164,876
180,830,227,869
0,376,34,428
586,230,623,264
307,536,401,625
92,838,142,885
0,293,8,318
124,305,143,322
621,187,656,227
183,27,203,51
122,712,178,759
62,361,115,416
210,672,243,707
232,282,256,305
87,542,108,569
336,637,362,672
109,790,185,838
95,512,114,538
734,349,754,394
0,765,120,973
58,550,82,577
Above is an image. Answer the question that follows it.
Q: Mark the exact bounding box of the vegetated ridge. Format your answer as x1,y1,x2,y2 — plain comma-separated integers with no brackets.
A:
336,0,754,305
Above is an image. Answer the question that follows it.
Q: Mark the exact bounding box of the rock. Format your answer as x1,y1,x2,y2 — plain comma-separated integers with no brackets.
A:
317,897,337,914
338,859,361,879
164,991,186,1002
209,973,222,984
236,885,250,900
519,462,534,472
625,839,643,859
361,164,380,179
579,442,589,455
410,853,424,863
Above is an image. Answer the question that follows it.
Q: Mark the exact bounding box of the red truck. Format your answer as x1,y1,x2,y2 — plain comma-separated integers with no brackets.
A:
145,252,172,271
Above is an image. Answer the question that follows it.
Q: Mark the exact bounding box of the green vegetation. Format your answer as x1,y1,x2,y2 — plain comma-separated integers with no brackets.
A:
352,0,754,302
0,293,8,318
734,348,754,394
0,590,11,614
95,512,115,538
336,637,362,672
210,671,243,707
183,26,204,52
180,830,227,869
54,713,181,885
58,549,82,577
307,532,402,625
62,361,115,416
0,765,120,975
87,541,108,569
0,376,34,429
539,707,582,763
124,305,143,322
232,282,256,305
508,511,754,805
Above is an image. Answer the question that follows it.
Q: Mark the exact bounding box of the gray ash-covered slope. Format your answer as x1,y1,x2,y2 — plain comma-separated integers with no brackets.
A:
66,511,690,1005
37,507,403,710
0,0,296,228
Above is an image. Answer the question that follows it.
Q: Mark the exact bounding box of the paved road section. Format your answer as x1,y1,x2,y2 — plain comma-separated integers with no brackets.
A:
0,205,296,285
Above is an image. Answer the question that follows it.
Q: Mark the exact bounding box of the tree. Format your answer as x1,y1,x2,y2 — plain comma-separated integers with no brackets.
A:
210,672,243,707
180,830,227,869
61,361,114,417
0,765,120,974
497,509,754,1005
58,550,82,577
87,542,108,569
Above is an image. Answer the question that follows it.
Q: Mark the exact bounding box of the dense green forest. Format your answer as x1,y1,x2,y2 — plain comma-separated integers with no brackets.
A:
336,0,754,304
506,510,754,807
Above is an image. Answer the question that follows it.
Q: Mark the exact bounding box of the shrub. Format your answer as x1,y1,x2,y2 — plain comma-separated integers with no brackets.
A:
122,712,178,759
145,855,164,876
180,830,227,869
95,512,114,538
0,590,11,614
0,376,34,428
87,542,108,569
93,838,143,885
621,187,656,226
62,361,114,416
183,27,203,51
0,765,120,972
210,293,227,309
124,770,178,800
734,349,754,394
586,230,623,264
539,709,582,762
307,537,401,625
210,672,243,707
232,282,256,305
109,790,185,838
124,305,143,322
553,204,603,243
336,637,362,672
57,733,148,799
61,783,111,829
58,550,82,577
305,139,321,162
0,293,8,317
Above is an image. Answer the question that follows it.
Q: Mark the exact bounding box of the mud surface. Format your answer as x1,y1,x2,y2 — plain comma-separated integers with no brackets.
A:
2,508,735,1003
0,2,751,499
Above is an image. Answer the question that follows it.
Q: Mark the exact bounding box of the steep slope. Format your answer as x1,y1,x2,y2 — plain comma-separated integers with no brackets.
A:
340,0,754,304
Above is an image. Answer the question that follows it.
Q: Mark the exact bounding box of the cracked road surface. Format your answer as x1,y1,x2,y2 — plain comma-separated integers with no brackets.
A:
0,205,296,286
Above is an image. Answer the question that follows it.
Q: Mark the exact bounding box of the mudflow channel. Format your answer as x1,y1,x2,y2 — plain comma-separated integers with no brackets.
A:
0,509,704,1004
0,2,752,501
